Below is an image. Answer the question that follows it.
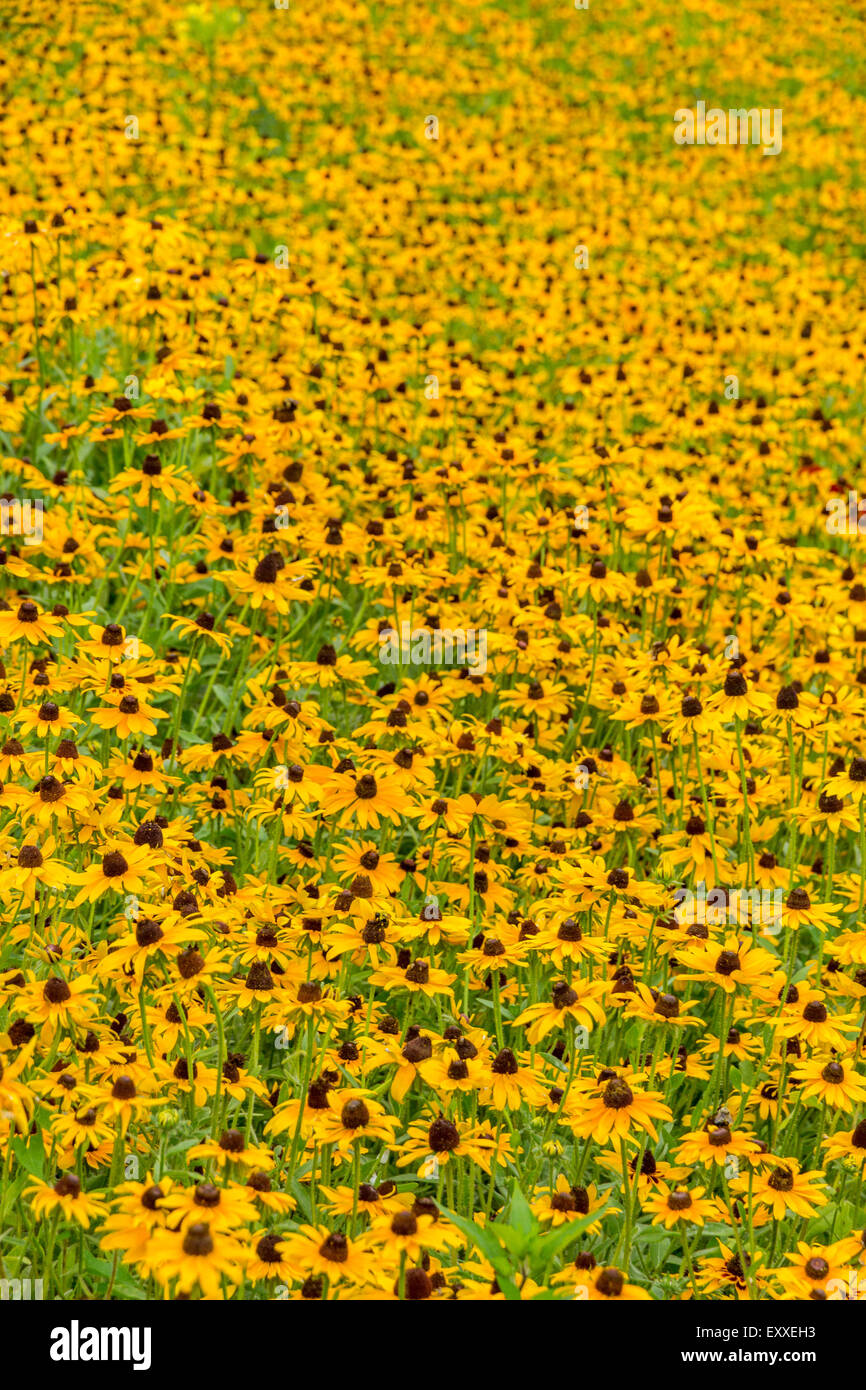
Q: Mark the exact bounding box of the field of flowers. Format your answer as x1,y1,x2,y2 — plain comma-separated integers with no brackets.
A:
1,0,865,1305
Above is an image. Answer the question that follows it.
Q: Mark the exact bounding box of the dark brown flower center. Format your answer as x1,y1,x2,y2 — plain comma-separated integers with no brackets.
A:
102,851,129,878
767,1166,794,1193
428,1117,459,1152
667,1190,692,1211
43,977,71,1004
340,1099,370,1130
318,1232,348,1263
218,1129,245,1153
602,1078,634,1110
182,1222,214,1256
724,671,748,698
491,1047,519,1075
402,1036,433,1064
53,1173,81,1198
595,1267,624,1297
391,1210,418,1237
708,1124,732,1147
787,888,811,911
194,1182,221,1207
653,993,680,1019
803,1001,827,1023
256,1233,283,1264
253,553,282,584
177,947,204,979
135,918,163,947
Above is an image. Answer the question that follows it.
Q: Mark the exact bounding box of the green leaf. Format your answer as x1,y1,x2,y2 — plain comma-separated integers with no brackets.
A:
289,1179,313,1222
506,1181,535,1239
622,1023,642,1053
1,1173,27,1220
532,1201,610,1267
438,1205,522,1300
10,1131,45,1180
496,1224,530,1258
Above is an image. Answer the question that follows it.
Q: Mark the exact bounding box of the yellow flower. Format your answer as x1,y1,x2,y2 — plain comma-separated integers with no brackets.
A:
90,694,164,739
739,1163,828,1222
147,1220,246,1298
0,837,69,903
643,1183,720,1228
0,600,64,646
570,1075,672,1145
71,845,152,905
25,1174,106,1227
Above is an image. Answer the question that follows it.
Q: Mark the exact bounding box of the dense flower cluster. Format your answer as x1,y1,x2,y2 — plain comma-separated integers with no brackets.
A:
1,0,865,1302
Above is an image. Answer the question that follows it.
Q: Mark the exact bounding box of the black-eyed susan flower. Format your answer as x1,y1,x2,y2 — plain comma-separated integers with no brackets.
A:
739,1162,828,1222
643,1183,720,1228
24,1173,105,1227
71,845,151,905
0,600,64,646
570,1074,672,1145
147,1220,246,1298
